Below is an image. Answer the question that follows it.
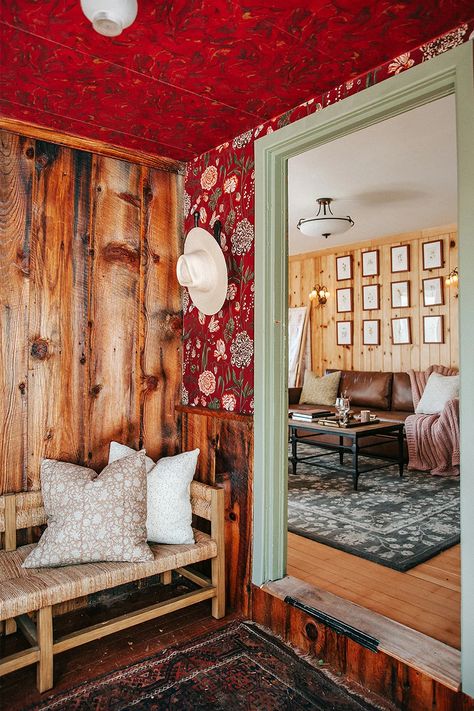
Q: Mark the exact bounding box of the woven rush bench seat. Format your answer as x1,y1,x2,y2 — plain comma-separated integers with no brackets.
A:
0,480,225,693
0,530,216,621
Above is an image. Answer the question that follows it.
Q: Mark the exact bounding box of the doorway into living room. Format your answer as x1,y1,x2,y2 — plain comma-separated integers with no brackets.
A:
286,95,461,649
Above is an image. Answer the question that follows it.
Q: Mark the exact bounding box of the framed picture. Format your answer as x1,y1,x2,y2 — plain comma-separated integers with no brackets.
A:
391,244,410,273
422,240,444,270
336,321,353,345
336,287,352,313
391,280,410,308
423,315,444,344
423,277,444,306
363,319,380,345
336,255,352,281
362,249,379,277
362,284,380,311
391,317,411,345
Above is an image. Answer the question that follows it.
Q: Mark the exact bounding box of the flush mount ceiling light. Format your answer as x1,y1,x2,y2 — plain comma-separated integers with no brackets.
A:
297,197,354,239
81,0,138,37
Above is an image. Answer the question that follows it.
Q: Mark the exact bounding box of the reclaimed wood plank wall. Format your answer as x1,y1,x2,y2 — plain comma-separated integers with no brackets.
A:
0,128,183,494
178,405,253,616
289,225,459,375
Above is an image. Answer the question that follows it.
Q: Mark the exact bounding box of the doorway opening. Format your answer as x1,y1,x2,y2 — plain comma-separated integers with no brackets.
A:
286,95,460,649
253,41,474,693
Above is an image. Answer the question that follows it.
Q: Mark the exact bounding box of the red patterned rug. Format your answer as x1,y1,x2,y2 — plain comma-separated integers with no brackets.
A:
28,621,379,710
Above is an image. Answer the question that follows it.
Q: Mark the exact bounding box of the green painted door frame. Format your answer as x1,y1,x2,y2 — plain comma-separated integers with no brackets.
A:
254,41,474,693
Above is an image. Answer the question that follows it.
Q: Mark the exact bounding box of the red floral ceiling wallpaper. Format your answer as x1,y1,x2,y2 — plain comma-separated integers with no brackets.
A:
182,23,473,415
1,2,473,160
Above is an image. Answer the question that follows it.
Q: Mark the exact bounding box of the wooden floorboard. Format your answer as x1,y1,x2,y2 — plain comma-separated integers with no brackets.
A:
287,533,461,649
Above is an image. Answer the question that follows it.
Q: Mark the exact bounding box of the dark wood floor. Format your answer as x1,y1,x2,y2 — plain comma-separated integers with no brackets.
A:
1,584,235,711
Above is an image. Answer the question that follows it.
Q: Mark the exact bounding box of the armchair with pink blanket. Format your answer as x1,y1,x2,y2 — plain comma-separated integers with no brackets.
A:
405,365,459,476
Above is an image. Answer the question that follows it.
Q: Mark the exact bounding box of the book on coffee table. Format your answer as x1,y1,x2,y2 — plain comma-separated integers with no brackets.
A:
289,408,332,421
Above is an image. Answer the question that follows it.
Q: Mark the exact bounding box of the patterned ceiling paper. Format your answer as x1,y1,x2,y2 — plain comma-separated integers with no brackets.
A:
1,2,474,159
181,23,473,415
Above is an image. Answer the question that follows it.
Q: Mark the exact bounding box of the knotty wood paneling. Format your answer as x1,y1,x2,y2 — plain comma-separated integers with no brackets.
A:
87,155,142,468
27,142,90,481
140,168,182,461
0,131,33,492
289,226,459,375
0,128,182,493
179,406,253,616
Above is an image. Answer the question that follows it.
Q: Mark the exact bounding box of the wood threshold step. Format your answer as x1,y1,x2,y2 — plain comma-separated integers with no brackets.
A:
261,576,461,692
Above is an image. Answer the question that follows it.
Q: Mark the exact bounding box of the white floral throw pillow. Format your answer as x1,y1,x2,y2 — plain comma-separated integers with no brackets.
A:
108,443,200,545
23,451,153,568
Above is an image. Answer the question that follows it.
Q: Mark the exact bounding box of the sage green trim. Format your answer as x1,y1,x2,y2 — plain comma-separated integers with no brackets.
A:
253,40,474,693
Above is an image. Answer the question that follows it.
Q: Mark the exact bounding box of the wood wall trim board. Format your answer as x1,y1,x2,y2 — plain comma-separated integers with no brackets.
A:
176,404,253,423
289,224,458,263
0,117,185,175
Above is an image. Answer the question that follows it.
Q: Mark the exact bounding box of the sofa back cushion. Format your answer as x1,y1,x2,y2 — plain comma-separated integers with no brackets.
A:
331,370,393,410
392,372,414,412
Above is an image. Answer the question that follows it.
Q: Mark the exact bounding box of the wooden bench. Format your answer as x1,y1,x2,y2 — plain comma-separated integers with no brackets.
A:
0,481,225,692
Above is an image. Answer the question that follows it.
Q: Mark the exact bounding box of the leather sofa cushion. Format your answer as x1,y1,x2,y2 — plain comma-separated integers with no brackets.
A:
392,372,414,412
337,370,393,410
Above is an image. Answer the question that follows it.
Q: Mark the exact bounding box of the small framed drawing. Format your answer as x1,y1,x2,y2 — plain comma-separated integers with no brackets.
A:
362,249,379,277
423,315,444,343
337,321,353,345
391,244,410,273
422,239,443,270
336,255,352,281
336,287,352,313
363,319,380,345
423,277,444,306
391,280,410,308
362,284,380,311
391,317,411,345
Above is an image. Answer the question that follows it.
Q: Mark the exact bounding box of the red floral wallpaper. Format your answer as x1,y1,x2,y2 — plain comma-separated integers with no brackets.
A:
182,22,474,415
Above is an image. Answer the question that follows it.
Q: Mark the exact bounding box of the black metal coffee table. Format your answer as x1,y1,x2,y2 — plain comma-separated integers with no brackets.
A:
288,418,405,491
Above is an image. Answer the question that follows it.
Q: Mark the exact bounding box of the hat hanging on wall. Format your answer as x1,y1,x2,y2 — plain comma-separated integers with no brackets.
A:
176,217,228,316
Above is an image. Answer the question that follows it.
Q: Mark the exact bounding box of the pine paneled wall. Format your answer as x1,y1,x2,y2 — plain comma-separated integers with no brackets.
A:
0,129,183,494
289,226,458,376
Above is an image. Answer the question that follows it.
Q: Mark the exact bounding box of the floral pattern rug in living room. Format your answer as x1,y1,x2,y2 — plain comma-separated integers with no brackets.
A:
288,445,460,571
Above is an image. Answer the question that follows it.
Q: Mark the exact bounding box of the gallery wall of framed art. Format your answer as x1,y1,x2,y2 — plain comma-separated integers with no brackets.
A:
288,225,458,375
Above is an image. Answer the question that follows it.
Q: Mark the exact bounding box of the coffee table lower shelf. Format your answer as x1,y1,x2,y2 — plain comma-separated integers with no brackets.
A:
288,419,405,491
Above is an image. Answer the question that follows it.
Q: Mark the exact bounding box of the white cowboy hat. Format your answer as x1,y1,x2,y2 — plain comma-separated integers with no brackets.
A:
176,227,228,315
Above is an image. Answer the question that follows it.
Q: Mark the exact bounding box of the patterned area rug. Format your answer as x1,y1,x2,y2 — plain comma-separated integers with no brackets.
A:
288,445,460,571
27,621,380,710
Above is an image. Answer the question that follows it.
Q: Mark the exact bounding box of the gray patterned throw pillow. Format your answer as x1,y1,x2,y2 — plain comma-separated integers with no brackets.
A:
23,451,153,568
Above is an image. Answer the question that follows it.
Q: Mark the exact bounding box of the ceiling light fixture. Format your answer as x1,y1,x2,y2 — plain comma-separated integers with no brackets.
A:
81,0,138,37
297,197,354,239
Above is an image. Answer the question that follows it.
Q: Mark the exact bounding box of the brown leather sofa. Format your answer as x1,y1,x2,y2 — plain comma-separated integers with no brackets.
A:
289,370,415,460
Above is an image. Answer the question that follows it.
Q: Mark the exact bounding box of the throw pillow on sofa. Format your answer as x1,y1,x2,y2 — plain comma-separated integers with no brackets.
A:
23,451,152,568
108,443,199,545
299,370,341,407
416,372,460,415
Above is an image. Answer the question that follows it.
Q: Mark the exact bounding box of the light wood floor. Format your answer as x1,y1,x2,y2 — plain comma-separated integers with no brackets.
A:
288,533,461,649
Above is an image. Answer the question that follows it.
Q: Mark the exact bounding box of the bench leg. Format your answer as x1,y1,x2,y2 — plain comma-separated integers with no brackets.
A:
161,570,172,585
36,606,53,693
4,618,17,635
211,491,226,619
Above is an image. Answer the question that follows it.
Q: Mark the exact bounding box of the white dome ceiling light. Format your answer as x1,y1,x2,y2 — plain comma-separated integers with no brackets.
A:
81,0,138,37
297,197,354,239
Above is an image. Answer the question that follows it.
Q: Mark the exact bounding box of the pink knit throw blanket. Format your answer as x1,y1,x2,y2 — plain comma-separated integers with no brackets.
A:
405,365,459,476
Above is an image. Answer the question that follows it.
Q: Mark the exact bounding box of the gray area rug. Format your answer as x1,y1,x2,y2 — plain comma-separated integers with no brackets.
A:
288,444,460,571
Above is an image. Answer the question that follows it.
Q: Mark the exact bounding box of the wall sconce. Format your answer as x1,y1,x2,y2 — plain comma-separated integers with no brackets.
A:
309,284,329,306
445,268,458,286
